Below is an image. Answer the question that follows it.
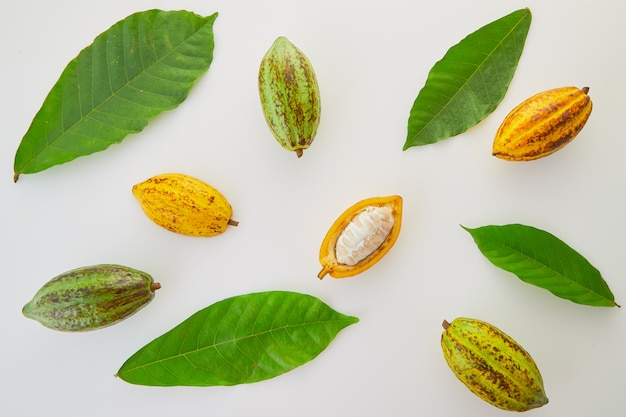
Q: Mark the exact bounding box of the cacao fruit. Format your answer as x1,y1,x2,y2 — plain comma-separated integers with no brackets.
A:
22,264,160,331
493,86,592,161
258,36,321,158
441,317,548,412
132,173,238,237
318,195,402,279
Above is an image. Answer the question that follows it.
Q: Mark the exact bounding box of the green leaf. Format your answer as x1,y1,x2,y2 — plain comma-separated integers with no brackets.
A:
462,224,619,307
403,8,531,150
13,9,217,181
116,291,359,386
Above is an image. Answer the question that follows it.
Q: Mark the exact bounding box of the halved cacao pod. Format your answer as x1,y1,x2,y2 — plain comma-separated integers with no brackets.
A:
441,317,548,412
493,86,592,161
318,195,402,279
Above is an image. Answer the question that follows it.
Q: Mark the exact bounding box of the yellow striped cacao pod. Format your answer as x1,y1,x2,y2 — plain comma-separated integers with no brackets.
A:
132,173,238,237
258,36,321,158
493,86,592,161
318,195,402,279
441,317,548,412
22,264,160,332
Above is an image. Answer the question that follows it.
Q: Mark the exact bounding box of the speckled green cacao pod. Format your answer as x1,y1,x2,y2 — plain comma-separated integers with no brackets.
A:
258,36,321,158
441,318,548,412
22,264,160,332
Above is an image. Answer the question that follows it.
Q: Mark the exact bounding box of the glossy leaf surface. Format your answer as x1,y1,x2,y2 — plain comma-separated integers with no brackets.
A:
463,224,619,307
404,8,531,149
117,291,358,386
14,10,217,180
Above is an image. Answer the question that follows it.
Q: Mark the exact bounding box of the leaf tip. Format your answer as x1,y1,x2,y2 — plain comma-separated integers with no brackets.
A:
13,172,19,183
342,315,359,326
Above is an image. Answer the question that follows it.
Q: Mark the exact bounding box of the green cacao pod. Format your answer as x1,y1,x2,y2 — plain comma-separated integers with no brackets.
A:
22,264,160,332
258,36,321,158
441,317,548,412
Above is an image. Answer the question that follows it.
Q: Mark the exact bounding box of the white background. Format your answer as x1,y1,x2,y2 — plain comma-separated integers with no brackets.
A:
1,0,624,416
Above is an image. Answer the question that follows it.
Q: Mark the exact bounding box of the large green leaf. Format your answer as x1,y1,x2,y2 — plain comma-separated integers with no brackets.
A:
116,291,359,386
13,9,217,181
403,8,531,150
462,224,619,307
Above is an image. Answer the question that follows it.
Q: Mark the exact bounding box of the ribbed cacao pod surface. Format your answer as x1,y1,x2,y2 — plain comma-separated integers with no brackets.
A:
441,318,548,412
258,36,321,158
22,264,160,332
318,195,402,279
132,173,238,237
493,86,592,161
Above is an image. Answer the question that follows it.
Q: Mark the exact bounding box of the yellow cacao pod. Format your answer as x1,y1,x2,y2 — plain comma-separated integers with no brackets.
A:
318,195,402,279
132,173,238,237
493,86,592,161
441,318,548,412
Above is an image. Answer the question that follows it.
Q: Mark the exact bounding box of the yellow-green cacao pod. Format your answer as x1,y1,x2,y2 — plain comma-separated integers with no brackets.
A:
258,36,321,158
441,318,548,412
22,264,160,332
